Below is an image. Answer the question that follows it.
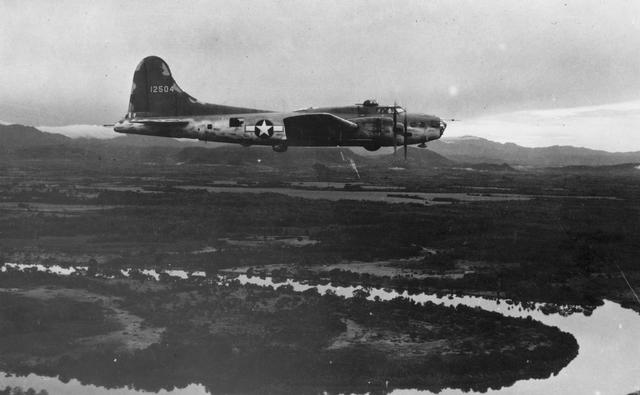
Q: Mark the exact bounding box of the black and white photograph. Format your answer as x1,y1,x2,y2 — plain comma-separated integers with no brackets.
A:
1,1,640,394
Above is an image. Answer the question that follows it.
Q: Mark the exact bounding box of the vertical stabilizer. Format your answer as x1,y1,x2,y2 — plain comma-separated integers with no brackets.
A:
128,56,184,117
127,56,266,117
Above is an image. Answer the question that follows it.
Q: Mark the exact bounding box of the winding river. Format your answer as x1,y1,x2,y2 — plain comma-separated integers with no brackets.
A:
237,275,640,395
1,264,639,395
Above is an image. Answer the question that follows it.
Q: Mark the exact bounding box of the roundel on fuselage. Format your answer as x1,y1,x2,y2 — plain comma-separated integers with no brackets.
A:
254,119,274,138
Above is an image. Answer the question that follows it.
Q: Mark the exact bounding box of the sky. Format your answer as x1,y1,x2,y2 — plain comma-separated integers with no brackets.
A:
1,0,640,151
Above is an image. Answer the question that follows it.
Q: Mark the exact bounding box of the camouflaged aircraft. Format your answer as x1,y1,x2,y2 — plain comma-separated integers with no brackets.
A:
114,56,446,157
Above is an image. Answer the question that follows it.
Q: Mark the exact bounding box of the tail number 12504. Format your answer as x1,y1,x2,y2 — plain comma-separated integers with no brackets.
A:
150,85,174,93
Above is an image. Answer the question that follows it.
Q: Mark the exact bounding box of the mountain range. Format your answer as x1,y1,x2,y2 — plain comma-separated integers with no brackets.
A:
428,136,640,167
1,123,640,168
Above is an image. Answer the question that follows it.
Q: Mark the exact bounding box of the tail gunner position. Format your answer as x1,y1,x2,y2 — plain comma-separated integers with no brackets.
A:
114,56,446,155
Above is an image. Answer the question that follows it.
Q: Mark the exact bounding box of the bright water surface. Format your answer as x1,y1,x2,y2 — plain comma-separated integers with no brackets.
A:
174,186,530,205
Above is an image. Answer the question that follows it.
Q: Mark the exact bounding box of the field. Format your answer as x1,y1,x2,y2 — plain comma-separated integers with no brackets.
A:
0,151,639,393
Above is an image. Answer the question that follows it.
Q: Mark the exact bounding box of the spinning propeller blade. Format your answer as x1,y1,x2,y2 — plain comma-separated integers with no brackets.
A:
403,109,408,160
392,102,398,154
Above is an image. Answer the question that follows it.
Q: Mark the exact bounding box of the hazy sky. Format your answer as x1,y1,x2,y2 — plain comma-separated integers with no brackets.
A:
2,0,640,150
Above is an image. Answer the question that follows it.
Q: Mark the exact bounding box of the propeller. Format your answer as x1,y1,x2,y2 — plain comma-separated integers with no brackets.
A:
391,103,409,160
392,102,398,154
403,108,408,160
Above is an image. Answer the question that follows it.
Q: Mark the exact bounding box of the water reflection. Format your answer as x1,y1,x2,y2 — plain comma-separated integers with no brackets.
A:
2,264,640,394
0,373,208,395
237,275,640,395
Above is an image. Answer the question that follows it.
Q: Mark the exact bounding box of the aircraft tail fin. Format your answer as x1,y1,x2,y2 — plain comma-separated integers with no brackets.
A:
126,56,266,118
127,56,196,117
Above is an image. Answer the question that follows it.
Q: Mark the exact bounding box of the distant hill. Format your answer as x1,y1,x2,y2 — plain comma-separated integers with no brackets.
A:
0,124,71,152
429,136,640,167
0,124,205,149
0,124,181,164
175,145,454,169
105,134,208,148
3,123,640,168
359,147,454,168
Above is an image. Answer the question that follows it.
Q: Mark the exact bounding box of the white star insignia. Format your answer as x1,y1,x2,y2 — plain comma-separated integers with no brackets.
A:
256,120,273,137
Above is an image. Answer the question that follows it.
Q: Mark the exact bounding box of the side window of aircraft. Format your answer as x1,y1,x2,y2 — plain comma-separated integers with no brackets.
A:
229,118,244,127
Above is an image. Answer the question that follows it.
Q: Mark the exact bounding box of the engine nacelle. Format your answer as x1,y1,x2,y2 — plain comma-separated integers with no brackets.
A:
272,142,288,153
363,142,381,151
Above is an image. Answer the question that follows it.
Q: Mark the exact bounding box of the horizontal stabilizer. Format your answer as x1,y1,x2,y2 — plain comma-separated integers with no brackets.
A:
130,119,190,127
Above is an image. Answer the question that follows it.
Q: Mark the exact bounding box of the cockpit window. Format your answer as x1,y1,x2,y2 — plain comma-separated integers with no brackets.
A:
376,107,405,114
429,120,441,128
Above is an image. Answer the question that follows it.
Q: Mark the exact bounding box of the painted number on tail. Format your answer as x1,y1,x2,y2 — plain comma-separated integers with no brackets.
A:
150,85,174,93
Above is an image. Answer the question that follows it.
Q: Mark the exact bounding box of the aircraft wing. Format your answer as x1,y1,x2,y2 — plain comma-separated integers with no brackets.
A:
283,113,358,145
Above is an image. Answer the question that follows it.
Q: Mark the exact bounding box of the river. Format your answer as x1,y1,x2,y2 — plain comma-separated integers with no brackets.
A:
237,275,640,395
1,265,639,395
174,185,531,205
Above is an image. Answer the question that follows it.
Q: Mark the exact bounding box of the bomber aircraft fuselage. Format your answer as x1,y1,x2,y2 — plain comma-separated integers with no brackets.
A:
114,56,446,153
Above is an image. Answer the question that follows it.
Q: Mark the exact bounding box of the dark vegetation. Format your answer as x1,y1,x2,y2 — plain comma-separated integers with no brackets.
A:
1,129,640,392
0,293,117,354
1,158,638,309
0,272,577,394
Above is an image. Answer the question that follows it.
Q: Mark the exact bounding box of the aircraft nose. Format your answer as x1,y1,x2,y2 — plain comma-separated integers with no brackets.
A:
439,120,447,136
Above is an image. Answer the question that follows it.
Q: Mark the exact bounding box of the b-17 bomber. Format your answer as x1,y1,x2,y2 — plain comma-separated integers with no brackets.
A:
114,56,446,156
